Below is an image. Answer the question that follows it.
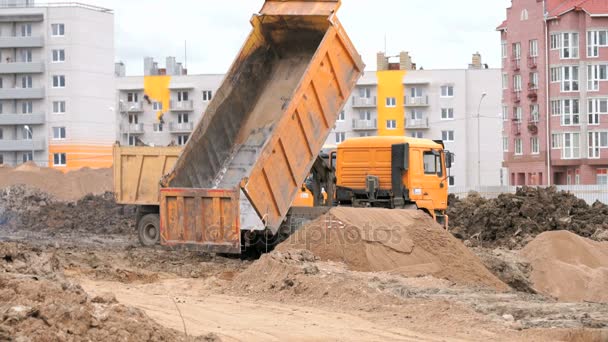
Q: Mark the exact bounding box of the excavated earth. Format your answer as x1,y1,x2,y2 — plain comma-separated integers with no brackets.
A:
0,184,607,341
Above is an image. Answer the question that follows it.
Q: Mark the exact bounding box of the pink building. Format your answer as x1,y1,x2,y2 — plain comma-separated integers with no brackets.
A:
499,0,608,186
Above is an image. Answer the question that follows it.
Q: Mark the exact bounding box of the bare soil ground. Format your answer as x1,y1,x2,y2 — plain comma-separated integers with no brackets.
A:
1,186,607,341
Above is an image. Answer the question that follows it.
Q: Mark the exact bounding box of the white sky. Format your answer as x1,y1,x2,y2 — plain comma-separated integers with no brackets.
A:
70,0,512,75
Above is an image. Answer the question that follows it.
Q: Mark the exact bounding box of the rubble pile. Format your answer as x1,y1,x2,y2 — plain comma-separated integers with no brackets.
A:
0,185,134,235
448,187,608,249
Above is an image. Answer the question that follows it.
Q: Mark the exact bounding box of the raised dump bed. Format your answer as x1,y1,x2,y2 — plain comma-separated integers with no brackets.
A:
159,0,363,253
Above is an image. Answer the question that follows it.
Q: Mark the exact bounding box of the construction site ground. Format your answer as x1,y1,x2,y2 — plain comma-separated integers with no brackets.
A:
1,176,607,341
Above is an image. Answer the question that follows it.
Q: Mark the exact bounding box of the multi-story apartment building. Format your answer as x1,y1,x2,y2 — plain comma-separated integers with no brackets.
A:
500,0,608,185
326,52,504,187
115,57,222,147
0,1,114,170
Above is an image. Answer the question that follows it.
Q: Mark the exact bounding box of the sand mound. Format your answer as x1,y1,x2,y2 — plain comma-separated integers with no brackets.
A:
276,207,508,290
0,165,111,201
521,231,608,303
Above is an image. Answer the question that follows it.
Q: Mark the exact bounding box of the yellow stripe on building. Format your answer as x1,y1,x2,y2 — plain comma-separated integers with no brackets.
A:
376,70,406,136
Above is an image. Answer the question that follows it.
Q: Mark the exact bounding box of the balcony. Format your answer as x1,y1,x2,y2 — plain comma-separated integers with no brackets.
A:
527,86,538,102
512,121,522,136
528,56,538,69
0,62,44,74
119,101,143,112
170,100,194,111
404,96,429,107
406,118,430,129
0,36,44,48
120,123,144,135
0,88,44,100
0,113,45,125
168,122,194,133
352,119,377,131
352,96,376,108
512,58,521,72
512,91,522,104
0,139,45,152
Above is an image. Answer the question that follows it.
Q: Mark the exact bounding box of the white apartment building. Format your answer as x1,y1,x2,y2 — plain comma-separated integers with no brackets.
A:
0,1,115,170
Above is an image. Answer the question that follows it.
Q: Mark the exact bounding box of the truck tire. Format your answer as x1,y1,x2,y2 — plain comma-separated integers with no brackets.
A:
138,214,160,247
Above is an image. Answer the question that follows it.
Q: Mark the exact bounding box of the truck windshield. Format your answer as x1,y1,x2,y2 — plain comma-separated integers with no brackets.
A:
423,151,443,177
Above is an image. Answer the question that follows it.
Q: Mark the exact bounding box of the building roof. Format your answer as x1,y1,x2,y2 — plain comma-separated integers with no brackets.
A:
496,20,507,31
547,0,608,17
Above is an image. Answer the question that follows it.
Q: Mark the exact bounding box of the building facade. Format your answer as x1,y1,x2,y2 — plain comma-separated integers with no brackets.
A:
115,57,222,147
0,1,115,170
500,0,608,185
326,52,504,187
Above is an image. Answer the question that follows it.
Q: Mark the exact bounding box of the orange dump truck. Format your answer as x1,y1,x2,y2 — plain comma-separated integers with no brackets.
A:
114,0,364,254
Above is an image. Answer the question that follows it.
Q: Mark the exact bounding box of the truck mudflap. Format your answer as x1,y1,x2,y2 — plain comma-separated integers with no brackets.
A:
159,188,241,254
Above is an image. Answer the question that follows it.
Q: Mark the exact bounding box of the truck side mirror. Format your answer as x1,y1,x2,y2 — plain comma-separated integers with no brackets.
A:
445,152,454,169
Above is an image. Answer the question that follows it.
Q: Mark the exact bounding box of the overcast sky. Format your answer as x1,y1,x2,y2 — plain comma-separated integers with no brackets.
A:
74,0,512,75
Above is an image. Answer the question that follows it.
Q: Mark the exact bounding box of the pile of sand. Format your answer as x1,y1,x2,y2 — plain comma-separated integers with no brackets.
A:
276,207,508,290
0,162,111,201
521,231,608,303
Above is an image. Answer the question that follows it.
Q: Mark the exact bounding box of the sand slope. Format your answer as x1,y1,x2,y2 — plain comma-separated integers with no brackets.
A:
521,231,608,303
278,207,508,291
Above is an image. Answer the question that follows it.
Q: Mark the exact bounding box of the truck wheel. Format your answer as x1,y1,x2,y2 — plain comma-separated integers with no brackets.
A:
138,214,160,247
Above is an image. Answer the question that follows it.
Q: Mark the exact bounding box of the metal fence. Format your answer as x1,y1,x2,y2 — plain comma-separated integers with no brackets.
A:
449,185,608,205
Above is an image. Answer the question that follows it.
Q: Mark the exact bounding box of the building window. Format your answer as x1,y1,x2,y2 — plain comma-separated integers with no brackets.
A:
152,102,162,110
513,74,522,91
386,119,397,129
128,114,138,124
337,110,345,122
514,107,522,122
448,176,456,187
587,64,607,91
177,135,189,146
52,49,65,63
359,87,371,98
530,72,539,89
20,49,32,63
502,73,508,89
587,30,608,58
441,108,454,120
552,133,563,149
512,42,521,60
530,104,540,122
502,106,509,121
410,87,423,98
22,152,32,163
561,99,580,126
501,41,507,58
520,9,529,21
410,131,423,139
563,132,581,159
550,67,562,83
52,75,66,88
385,97,396,107
588,98,608,125
20,23,31,37
515,139,523,155
503,137,509,152
360,110,372,121
440,85,454,97
531,137,540,155
53,101,66,114
597,169,608,185
22,126,32,140
561,32,579,59
441,130,454,142
177,113,189,124
51,23,65,37
335,132,346,144
127,92,138,103
177,91,189,102
588,132,608,159
550,33,562,50
529,39,539,57
153,123,163,132
410,109,423,120
21,101,32,114
550,100,562,116
52,127,66,140
53,153,66,167
128,136,137,146
0,154,3,165
202,90,213,102
21,75,32,88
561,66,579,92
0,128,3,140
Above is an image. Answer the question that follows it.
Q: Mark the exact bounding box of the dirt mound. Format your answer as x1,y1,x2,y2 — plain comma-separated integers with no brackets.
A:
275,207,508,290
448,187,608,249
472,247,536,293
0,185,134,235
0,164,111,201
521,231,608,303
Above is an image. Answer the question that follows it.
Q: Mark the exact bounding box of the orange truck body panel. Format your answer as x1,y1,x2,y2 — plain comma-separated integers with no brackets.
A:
113,145,182,206
336,136,449,213
159,0,363,252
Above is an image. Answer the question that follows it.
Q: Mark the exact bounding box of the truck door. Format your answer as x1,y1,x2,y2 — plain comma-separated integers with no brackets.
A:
419,149,445,215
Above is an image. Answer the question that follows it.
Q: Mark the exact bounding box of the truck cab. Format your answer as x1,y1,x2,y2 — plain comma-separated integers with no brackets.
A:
334,136,453,226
